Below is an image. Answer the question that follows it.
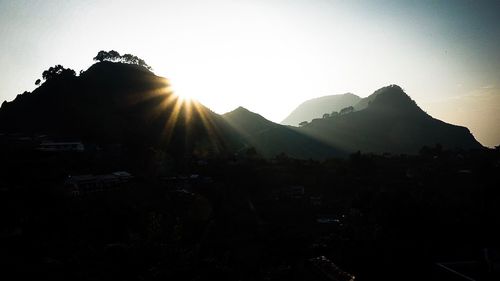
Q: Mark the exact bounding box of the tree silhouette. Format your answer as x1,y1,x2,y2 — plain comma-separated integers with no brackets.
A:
93,50,120,62
121,54,138,64
35,79,41,85
93,50,152,70
93,51,108,62
323,113,330,119
42,65,76,81
299,121,308,127
340,106,354,115
108,50,120,61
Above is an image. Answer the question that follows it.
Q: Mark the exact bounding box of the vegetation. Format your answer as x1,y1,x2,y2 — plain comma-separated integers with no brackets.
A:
93,50,153,70
281,93,361,126
339,106,354,115
41,64,76,81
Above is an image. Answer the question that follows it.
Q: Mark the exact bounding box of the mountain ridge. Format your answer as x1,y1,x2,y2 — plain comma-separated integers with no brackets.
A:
281,93,361,126
297,85,483,153
0,63,484,159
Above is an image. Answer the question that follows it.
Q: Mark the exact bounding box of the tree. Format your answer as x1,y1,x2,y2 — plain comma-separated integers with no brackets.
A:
93,50,109,62
121,53,138,64
93,50,153,70
42,65,76,81
299,121,308,127
93,50,120,62
340,106,354,115
35,79,41,85
323,113,330,119
108,50,121,61
330,111,339,117
121,53,152,70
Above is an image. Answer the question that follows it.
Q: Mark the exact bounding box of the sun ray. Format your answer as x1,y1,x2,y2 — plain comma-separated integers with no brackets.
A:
192,101,225,153
161,95,184,143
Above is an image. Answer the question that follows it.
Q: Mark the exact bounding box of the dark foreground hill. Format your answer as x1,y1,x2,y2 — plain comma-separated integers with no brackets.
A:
0,62,236,160
281,93,361,126
0,62,340,159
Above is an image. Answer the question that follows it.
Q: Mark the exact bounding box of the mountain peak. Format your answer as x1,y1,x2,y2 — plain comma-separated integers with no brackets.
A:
230,106,251,113
224,106,270,122
371,85,410,102
364,85,424,115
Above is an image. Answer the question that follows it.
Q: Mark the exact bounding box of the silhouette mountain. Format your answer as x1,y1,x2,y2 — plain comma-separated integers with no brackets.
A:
353,91,379,111
297,85,483,154
0,62,233,159
0,61,339,159
281,93,361,126
0,63,483,159
223,106,342,158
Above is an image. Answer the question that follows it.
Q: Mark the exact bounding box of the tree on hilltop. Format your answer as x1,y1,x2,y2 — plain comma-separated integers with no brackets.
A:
93,50,153,70
93,50,121,62
41,65,76,81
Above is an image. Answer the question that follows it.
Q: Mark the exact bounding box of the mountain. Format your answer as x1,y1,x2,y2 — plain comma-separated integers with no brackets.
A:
223,107,342,159
0,62,234,159
353,91,379,111
0,62,483,160
297,85,483,154
281,93,361,126
0,61,340,160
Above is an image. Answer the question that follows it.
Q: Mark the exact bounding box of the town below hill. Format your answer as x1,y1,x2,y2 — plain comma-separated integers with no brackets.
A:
1,134,499,280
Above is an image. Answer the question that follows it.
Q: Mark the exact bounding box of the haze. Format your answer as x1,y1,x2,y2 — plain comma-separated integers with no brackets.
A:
1,0,499,146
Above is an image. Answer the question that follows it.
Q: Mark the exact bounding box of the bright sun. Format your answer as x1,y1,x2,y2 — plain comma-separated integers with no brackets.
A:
174,91,194,102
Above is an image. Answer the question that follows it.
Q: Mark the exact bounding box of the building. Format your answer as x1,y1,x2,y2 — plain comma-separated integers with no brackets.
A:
65,171,133,196
38,141,85,152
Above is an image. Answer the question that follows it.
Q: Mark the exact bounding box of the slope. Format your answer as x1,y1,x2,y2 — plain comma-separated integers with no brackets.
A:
298,85,483,154
281,93,361,126
223,107,343,159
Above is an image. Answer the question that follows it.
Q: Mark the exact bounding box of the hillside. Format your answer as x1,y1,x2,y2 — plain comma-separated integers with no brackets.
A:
0,64,483,159
0,62,235,159
223,107,342,159
298,85,483,154
281,93,361,126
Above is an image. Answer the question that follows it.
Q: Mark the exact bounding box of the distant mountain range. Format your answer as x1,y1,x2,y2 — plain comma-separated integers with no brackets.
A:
0,62,483,159
296,85,483,154
281,89,393,126
223,107,340,159
281,93,361,126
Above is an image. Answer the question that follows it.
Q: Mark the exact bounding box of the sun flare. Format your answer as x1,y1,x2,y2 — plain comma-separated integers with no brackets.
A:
174,92,194,103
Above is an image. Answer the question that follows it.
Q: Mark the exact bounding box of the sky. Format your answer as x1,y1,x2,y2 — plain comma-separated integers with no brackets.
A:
0,0,499,146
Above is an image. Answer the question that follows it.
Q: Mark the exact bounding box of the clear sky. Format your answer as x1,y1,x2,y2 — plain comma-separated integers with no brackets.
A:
1,0,499,146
